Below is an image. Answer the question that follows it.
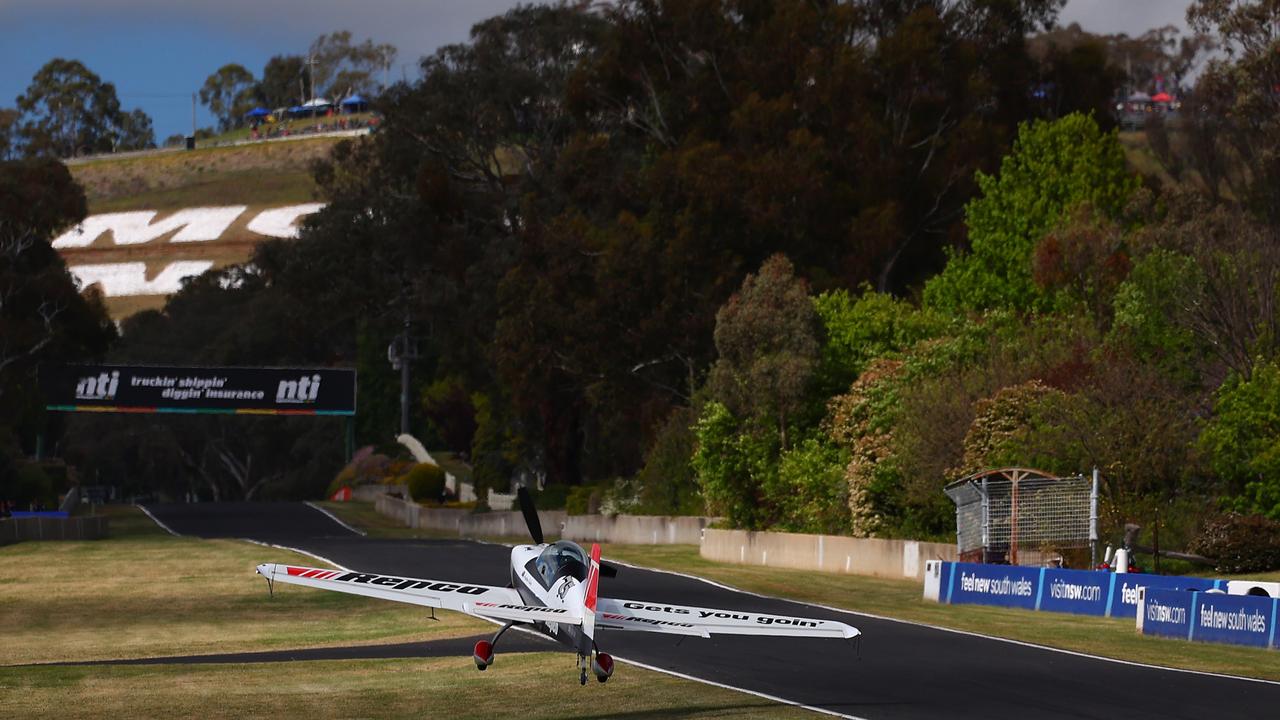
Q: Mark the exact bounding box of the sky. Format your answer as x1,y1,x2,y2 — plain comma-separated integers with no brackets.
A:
0,0,1193,143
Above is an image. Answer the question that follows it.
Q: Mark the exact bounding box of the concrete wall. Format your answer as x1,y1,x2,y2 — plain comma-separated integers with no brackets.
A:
352,484,406,503
0,516,109,544
374,495,715,545
562,514,715,545
374,495,564,540
701,528,958,580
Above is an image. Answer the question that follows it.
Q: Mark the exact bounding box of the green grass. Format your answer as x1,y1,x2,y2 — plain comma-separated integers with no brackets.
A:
320,501,1280,682
0,505,486,665
0,656,810,720
0,504,810,719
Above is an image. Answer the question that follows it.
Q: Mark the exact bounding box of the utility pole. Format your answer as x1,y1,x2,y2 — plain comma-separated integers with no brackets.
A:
387,307,418,437
306,54,321,104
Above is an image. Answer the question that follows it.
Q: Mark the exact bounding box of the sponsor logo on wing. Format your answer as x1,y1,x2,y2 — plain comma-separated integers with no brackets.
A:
602,612,695,629
333,572,488,594
476,602,568,614
286,567,341,579
621,601,821,627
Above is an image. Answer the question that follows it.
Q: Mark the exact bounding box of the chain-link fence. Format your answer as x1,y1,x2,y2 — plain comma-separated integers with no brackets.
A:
944,468,1098,566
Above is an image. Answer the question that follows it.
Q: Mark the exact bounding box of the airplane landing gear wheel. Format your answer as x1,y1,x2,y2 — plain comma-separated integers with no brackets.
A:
580,668,587,685
592,651,614,683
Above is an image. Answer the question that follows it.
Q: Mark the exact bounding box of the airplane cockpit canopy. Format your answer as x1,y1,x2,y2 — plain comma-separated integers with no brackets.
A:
533,540,589,588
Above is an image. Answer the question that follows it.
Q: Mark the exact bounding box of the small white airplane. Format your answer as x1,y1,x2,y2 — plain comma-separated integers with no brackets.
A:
256,489,860,684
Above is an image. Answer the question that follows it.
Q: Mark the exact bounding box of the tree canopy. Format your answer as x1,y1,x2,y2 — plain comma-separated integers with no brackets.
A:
14,59,154,157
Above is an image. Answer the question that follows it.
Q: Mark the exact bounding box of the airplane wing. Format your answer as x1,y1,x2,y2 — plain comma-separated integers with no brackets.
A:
255,563,581,626
596,597,859,640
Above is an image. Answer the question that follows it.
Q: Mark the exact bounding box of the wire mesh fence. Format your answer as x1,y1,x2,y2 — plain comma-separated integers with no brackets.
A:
944,468,1097,566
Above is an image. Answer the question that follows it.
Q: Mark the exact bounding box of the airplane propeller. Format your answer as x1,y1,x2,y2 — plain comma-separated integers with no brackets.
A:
517,486,618,578
517,487,544,545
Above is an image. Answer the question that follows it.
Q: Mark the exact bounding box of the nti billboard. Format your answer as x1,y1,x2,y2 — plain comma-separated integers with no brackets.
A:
41,364,356,416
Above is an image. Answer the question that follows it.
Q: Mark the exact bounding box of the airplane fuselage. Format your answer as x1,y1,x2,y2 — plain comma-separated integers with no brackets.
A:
509,542,594,655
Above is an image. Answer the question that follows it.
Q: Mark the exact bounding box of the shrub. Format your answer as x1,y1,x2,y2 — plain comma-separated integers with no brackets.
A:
13,462,54,508
1189,513,1280,574
326,446,396,498
566,484,604,515
402,463,446,504
520,483,570,511
633,407,702,515
775,438,850,535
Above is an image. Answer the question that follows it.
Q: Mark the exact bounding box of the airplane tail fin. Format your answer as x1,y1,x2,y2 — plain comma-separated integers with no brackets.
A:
582,542,601,646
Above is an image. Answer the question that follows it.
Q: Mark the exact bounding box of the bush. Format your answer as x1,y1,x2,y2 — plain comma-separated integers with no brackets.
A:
402,463,446,504
522,483,570,511
327,446,394,498
13,462,54,508
566,484,604,515
1189,513,1280,574
633,407,703,515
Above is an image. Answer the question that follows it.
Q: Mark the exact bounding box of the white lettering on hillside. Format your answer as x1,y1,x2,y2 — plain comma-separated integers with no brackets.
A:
245,203,324,238
70,261,214,296
53,207,247,247
959,571,1034,598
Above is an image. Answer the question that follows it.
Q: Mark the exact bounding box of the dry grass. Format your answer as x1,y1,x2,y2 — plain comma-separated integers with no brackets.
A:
0,506,487,666
68,138,341,212
0,654,810,720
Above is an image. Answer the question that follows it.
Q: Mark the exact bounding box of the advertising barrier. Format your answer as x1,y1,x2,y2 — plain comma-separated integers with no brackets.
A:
1107,574,1219,619
936,561,1226,618
41,364,356,415
1139,587,1278,650
944,563,1039,610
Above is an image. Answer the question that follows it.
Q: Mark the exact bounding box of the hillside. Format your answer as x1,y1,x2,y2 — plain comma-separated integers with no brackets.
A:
62,136,347,318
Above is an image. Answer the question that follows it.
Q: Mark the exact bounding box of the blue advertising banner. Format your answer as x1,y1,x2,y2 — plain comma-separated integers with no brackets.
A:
1038,568,1110,616
945,562,1039,610
1142,587,1279,649
938,562,1232,623
1191,592,1276,649
1108,574,1221,619
1140,587,1194,640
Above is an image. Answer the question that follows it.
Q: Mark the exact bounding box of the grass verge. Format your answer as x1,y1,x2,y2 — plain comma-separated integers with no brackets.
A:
318,501,1280,682
69,138,339,211
1,504,811,719
0,654,810,720
0,505,487,665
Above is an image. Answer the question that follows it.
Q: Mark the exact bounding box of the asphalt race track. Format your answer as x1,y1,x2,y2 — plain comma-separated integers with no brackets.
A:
145,502,1280,719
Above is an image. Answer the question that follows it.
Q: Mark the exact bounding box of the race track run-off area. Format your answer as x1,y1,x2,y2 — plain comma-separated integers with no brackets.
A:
144,503,1279,719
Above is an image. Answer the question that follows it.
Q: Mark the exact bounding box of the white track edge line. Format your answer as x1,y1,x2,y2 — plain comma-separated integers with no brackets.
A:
304,501,367,536
238,539,352,571
602,557,1280,687
471,616,852,719
134,504,180,537
611,653,868,720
